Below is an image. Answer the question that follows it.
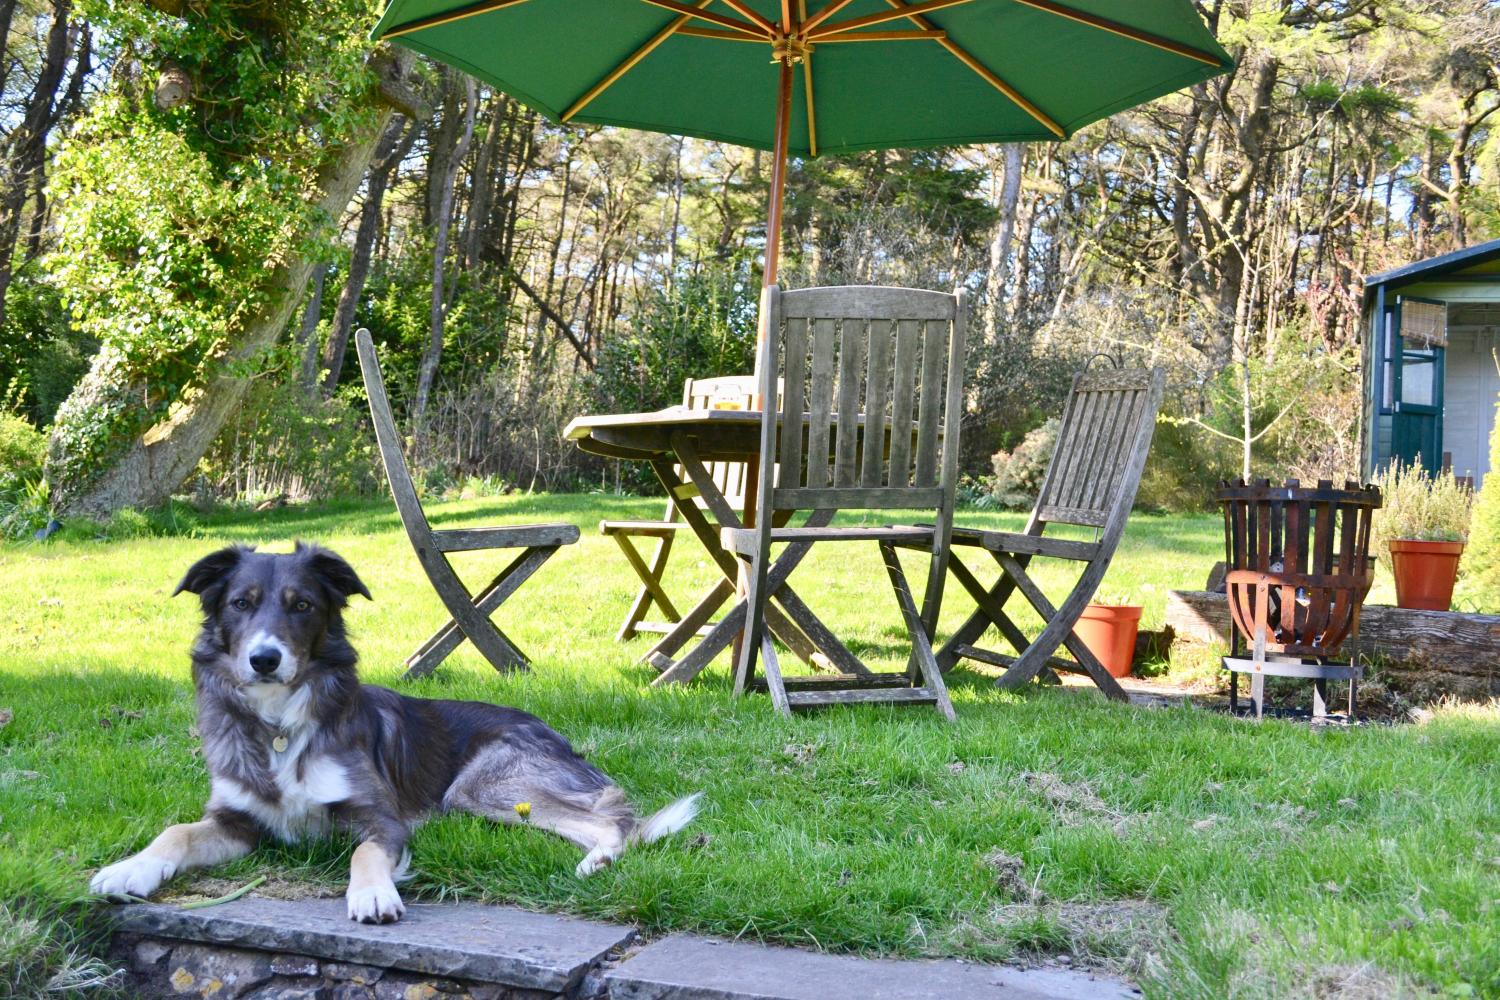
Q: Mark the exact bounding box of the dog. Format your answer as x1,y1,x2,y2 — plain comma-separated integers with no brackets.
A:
90,542,699,923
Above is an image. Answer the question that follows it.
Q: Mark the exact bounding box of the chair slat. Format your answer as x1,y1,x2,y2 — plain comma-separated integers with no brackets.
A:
861,319,893,487
1068,389,1115,510
913,318,946,487
779,318,808,488
834,319,865,487
888,319,919,487
1087,388,1140,512
805,318,837,488
1050,386,1099,511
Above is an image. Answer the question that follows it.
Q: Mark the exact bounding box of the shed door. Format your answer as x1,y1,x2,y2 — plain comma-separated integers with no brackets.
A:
1390,296,1446,474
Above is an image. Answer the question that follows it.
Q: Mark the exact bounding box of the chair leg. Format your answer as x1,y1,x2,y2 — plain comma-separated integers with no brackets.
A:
990,553,1127,702
612,532,678,641
405,545,552,678
881,543,955,720
759,631,790,716
732,546,771,698
942,556,1027,670
405,546,552,677
642,580,736,668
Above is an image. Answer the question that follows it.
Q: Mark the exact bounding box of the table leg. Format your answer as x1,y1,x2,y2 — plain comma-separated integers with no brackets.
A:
655,450,826,666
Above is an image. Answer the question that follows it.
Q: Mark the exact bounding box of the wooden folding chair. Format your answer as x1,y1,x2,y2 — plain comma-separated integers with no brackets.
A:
355,329,579,678
725,285,969,719
913,366,1164,701
601,376,756,641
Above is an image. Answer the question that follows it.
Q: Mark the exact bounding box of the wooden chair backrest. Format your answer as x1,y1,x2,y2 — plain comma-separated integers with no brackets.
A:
681,374,757,513
1031,368,1166,532
355,329,433,545
755,285,968,517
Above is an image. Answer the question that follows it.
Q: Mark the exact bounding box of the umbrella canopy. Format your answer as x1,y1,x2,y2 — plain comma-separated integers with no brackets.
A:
371,0,1232,284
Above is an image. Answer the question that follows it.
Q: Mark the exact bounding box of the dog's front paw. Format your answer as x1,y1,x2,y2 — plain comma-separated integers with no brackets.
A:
346,881,404,924
90,853,175,899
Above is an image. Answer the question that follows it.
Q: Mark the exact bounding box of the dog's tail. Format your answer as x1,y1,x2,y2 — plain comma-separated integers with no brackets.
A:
630,792,702,845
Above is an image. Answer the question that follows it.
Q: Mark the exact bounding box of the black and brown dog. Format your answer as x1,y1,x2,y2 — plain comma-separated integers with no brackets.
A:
90,543,698,923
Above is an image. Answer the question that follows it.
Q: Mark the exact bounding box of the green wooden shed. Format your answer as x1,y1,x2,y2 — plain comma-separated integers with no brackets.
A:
1362,238,1500,488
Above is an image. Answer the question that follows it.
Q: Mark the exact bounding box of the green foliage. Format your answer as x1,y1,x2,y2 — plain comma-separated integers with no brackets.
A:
986,418,1057,510
1459,396,1500,611
43,0,382,500
200,374,380,503
1135,418,1238,514
1374,460,1475,558
0,271,91,426
0,413,45,485
593,258,758,416
0,411,49,542
0,476,52,541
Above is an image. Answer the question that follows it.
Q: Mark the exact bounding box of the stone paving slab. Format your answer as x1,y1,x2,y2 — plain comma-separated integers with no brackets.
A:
111,897,636,992
605,934,1137,1000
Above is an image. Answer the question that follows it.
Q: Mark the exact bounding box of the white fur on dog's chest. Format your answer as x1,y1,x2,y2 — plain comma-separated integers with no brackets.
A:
212,749,351,842
210,684,351,842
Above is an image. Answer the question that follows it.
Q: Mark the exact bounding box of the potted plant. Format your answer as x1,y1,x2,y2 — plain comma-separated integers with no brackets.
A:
1074,591,1143,678
1375,461,1474,611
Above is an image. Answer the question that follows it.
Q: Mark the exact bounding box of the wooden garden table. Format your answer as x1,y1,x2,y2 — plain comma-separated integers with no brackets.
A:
564,406,882,686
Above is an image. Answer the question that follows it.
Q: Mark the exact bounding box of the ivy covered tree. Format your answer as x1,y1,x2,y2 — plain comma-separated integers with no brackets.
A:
43,0,420,517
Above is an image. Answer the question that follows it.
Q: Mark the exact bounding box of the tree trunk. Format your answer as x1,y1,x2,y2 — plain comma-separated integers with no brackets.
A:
981,143,1024,344
321,117,413,396
0,0,77,331
413,74,476,424
296,263,327,392
48,57,407,519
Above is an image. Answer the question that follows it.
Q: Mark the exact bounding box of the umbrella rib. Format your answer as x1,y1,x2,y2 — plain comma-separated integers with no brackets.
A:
800,0,817,157
807,0,973,38
564,0,722,122
1013,0,1225,66
816,28,945,41
639,0,773,36
878,0,1064,138
377,0,533,39
716,0,779,35
801,0,856,34
678,24,764,40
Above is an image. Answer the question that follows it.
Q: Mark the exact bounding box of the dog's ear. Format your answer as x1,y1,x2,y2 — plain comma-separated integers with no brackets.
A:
303,545,372,604
174,546,247,599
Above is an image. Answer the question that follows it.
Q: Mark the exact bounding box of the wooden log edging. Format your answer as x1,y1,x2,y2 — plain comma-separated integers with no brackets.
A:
1166,590,1500,700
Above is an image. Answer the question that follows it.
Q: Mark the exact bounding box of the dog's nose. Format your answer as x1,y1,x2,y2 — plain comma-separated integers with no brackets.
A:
248,647,282,675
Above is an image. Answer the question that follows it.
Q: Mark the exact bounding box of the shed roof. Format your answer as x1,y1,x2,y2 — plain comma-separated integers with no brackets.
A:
1364,238,1500,291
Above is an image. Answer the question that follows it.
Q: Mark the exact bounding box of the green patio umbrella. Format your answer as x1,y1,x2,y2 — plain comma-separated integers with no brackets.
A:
371,0,1232,288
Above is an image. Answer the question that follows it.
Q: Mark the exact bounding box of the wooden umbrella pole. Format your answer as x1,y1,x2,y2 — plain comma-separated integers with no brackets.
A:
763,55,793,292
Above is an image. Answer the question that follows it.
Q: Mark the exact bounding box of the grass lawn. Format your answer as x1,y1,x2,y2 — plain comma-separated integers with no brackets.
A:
1,494,1496,998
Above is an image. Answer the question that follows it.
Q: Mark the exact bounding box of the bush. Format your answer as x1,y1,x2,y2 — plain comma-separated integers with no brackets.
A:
1460,395,1500,610
0,414,45,486
986,418,1057,509
1373,460,1474,561
1135,418,1237,513
590,258,758,493
200,377,380,503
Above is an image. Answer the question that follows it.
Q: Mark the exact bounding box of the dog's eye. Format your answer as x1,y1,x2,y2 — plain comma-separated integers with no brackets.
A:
231,597,250,611
293,599,311,612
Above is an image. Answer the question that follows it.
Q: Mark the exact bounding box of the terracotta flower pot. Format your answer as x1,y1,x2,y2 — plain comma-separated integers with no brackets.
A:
1388,539,1465,611
1073,603,1143,678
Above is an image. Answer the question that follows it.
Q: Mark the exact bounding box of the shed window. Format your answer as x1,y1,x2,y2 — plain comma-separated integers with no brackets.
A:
1380,310,1395,413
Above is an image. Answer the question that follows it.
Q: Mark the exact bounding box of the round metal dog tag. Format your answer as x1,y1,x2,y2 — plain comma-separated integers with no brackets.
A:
272,735,289,753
